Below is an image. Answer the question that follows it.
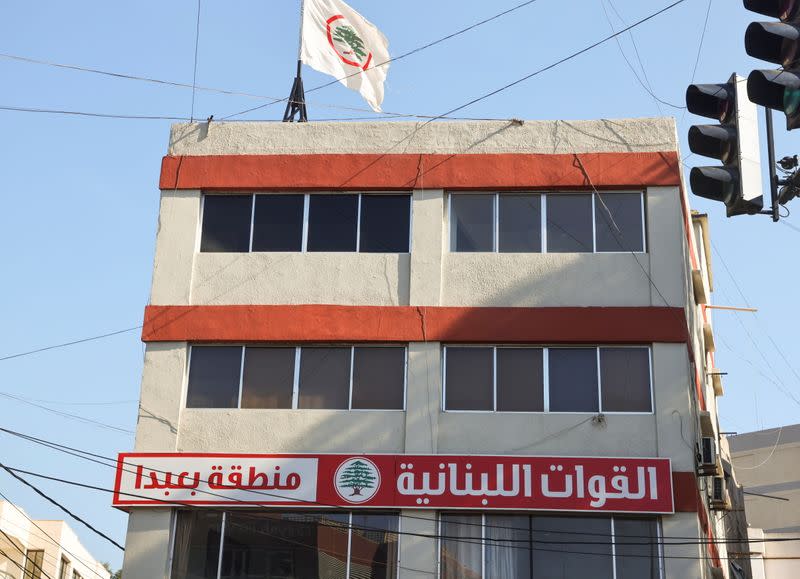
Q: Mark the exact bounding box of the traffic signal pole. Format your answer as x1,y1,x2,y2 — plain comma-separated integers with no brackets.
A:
763,107,780,222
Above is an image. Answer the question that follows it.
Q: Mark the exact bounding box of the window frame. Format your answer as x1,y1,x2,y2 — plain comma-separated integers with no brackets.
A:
442,345,653,415
170,510,402,579
447,191,647,254
185,344,408,411
198,192,413,254
437,513,664,579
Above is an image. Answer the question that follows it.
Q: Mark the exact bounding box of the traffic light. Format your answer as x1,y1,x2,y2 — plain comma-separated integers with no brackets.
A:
685,74,764,216
744,0,800,129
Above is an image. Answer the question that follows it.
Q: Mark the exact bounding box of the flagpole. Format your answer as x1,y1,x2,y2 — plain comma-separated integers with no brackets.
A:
283,0,309,122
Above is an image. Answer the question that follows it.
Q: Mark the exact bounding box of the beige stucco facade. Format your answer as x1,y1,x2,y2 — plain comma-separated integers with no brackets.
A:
0,501,111,579
122,119,736,579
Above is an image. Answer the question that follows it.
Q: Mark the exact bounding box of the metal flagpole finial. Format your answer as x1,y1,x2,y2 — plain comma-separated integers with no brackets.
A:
284,0,308,122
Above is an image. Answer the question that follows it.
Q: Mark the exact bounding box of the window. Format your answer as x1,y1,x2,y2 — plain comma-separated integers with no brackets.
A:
443,346,651,413
71,572,83,579
172,511,399,579
440,514,662,579
252,194,304,251
200,193,411,254
200,195,252,253
187,346,406,410
59,557,70,579
24,550,44,579
449,192,645,253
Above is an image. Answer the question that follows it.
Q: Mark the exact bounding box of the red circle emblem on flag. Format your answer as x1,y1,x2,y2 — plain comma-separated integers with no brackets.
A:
326,15,373,70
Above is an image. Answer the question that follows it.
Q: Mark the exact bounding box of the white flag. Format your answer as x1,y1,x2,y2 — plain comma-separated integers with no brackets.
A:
301,0,390,112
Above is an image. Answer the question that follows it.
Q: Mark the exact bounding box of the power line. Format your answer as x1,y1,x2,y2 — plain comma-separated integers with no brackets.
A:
0,105,191,120
0,488,113,579
220,0,545,120
1,465,124,550
0,325,141,362
408,0,689,125
0,526,54,579
0,392,134,434
1,426,795,549
190,0,202,121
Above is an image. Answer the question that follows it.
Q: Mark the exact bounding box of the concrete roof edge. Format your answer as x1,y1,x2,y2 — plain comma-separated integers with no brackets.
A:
167,117,679,156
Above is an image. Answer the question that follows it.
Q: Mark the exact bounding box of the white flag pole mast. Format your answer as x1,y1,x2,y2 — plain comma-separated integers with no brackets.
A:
283,0,308,122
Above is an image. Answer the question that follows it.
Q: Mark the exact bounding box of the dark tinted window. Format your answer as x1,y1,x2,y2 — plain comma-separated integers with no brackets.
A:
548,348,599,412
171,511,223,579
186,346,242,408
200,195,252,252
546,194,593,252
600,347,652,412
451,194,494,252
307,195,358,252
220,512,349,579
445,347,493,410
531,516,613,578
298,347,351,409
241,347,295,409
359,195,411,253
595,192,645,252
499,194,541,252
251,194,304,251
496,348,544,411
350,513,400,578
351,347,405,410
614,518,661,579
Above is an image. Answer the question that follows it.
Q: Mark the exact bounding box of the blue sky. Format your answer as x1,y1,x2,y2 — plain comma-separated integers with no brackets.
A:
1,0,799,570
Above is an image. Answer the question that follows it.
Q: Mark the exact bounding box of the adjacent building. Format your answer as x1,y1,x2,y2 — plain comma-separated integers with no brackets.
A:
0,500,111,579
729,424,800,578
118,119,739,578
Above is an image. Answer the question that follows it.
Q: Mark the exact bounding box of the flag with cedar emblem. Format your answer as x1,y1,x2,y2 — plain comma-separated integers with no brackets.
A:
301,0,390,112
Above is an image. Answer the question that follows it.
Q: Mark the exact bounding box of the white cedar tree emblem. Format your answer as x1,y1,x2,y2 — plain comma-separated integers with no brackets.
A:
331,24,367,63
337,459,376,496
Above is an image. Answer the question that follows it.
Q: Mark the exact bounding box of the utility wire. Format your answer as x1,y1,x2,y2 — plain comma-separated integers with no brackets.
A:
408,0,689,126
1,426,794,548
0,392,134,434
1,465,124,550
0,325,141,362
0,105,191,120
190,0,202,121
0,526,54,579
220,0,545,120
0,488,113,579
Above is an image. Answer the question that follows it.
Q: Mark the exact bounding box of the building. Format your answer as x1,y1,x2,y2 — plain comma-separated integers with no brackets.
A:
118,119,739,578
0,500,111,579
729,424,800,578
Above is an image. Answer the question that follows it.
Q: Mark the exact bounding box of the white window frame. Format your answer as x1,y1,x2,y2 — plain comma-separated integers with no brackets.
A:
442,345,653,415
185,344,407,411
199,192,413,254
447,191,647,254
437,514,664,579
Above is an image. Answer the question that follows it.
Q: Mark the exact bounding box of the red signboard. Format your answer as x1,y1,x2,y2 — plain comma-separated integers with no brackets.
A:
113,453,674,514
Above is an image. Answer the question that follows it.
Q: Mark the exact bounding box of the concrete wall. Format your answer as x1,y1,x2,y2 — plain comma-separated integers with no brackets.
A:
124,119,709,579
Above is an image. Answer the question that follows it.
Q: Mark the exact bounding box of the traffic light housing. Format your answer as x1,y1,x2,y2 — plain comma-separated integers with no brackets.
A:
685,74,764,216
744,0,800,129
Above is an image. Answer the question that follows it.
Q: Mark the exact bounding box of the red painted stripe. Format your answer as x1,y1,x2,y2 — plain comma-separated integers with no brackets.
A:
672,472,698,513
142,304,688,344
159,152,681,191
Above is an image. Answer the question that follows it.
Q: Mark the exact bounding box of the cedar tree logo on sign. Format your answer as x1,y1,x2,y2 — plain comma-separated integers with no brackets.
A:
326,15,373,70
334,457,380,503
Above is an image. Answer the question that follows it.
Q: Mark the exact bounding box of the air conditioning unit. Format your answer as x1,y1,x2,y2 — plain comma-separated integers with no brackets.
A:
698,437,721,476
710,476,731,510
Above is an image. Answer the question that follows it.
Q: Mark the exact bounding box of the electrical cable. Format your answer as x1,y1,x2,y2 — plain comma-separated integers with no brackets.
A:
732,427,784,470
0,526,54,579
408,0,689,126
1,466,125,550
190,0,202,122
0,325,141,362
220,0,545,120
1,426,795,549
0,489,114,579
0,392,134,435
